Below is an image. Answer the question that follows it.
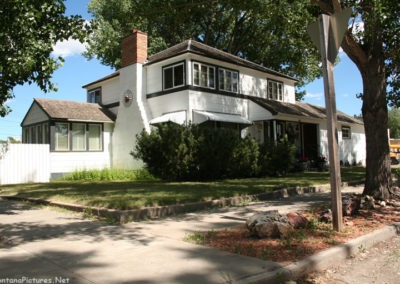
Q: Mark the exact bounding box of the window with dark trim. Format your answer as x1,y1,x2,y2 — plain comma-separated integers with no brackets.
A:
218,68,238,93
193,62,215,89
23,123,49,144
342,126,351,139
268,80,283,101
88,88,101,104
163,62,185,90
53,122,103,152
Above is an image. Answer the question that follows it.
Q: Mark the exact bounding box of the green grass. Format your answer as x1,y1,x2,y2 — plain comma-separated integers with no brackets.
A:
0,167,365,210
61,168,157,181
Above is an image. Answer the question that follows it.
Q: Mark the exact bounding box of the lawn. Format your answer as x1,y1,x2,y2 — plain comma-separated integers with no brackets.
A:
0,167,365,210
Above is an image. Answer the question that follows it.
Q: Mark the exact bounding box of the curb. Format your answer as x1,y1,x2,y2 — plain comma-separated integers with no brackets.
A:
0,180,363,222
235,222,400,283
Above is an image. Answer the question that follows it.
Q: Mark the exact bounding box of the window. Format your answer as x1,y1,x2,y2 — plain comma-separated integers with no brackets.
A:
88,124,102,151
193,62,215,89
52,122,103,151
342,126,351,139
88,88,101,104
43,123,49,144
268,80,283,101
23,128,30,143
37,125,43,144
163,62,185,90
218,68,238,93
55,123,69,151
71,123,86,151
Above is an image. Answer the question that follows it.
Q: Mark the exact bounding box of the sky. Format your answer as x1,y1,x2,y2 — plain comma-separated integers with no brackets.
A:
0,0,363,141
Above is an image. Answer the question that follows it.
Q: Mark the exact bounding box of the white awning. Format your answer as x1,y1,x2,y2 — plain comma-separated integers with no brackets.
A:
149,111,187,125
193,110,252,125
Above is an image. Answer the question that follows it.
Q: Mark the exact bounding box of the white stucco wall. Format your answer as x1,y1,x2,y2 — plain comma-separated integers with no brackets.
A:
111,63,151,169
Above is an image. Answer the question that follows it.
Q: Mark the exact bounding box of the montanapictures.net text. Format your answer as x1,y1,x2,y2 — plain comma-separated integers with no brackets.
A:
0,277,70,284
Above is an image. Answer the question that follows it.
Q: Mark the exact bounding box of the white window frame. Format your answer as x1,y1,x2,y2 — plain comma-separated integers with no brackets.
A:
192,62,215,89
163,62,185,90
218,68,238,93
268,80,284,101
342,126,351,139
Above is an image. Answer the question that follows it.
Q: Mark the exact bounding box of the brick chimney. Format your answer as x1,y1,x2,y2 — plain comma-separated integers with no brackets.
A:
121,30,148,67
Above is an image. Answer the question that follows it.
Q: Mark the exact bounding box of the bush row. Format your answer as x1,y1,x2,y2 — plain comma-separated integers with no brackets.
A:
131,123,296,181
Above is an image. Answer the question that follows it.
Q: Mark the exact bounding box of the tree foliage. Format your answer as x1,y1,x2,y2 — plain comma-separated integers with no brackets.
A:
86,0,322,96
0,0,89,116
388,108,400,139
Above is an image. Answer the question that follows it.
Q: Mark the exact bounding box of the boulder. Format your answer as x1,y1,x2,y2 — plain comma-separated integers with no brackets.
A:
246,210,304,238
286,212,309,228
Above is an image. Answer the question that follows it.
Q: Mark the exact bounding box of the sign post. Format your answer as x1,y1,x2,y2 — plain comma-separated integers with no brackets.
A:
307,8,351,232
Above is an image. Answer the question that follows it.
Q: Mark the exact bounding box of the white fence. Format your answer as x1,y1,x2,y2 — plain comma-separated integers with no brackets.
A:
0,144,50,185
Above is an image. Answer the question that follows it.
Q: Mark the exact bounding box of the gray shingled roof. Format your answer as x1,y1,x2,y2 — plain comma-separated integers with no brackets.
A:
250,97,363,125
34,98,115,122
146,40,297,81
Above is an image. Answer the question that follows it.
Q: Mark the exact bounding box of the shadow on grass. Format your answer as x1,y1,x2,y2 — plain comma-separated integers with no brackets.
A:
0,167,365,211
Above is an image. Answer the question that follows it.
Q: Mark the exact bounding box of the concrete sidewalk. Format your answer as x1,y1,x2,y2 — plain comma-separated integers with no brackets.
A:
1,186,396,283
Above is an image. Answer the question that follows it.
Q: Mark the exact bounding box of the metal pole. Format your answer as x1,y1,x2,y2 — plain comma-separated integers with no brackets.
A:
319,14,343,231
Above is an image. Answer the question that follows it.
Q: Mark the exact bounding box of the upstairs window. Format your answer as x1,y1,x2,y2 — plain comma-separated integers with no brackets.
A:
342,126,351,139
268,80,283,101
218,68,238,93
88,88,101,104
163,62,185,90
193,62,215,89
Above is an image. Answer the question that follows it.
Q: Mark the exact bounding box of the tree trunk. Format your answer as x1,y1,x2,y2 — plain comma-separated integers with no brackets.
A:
361,60,393,200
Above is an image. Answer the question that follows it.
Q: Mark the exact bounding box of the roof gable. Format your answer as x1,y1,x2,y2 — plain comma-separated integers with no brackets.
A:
29,98,115,123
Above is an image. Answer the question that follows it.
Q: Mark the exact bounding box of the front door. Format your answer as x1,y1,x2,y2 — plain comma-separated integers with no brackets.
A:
302,123,318,159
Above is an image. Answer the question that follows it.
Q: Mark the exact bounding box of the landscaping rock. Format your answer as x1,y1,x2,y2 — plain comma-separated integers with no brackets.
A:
361,195,376,210
246,210,303,238
286,212,309,228
319,209,332,223
342,196,361,216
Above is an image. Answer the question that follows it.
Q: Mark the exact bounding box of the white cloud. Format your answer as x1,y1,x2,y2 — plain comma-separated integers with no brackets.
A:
304,92,324,100
52,38,87,57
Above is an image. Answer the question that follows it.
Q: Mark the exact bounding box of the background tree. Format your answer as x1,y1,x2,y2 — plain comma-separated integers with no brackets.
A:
313,0,400,199
0,0,89,116
388,108,400,139
85,0,322,99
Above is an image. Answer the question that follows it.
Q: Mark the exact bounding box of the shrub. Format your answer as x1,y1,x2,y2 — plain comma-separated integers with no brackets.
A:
132,123,295,180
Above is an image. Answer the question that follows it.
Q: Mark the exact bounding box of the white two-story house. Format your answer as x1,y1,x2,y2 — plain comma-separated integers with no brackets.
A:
21,30,365,177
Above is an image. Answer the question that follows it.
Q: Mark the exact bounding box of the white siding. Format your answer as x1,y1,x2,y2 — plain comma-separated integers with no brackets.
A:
318,122,366,166
248,101,274,121
148,91,190,120
22,103,48,126
0,144,50,185
100,77,120,105
189,91,248,120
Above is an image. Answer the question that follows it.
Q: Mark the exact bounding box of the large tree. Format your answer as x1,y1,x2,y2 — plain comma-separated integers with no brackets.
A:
0,0,89,116
313,0,400,199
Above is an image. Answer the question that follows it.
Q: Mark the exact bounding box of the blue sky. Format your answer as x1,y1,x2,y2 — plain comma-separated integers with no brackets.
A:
0,0,363,141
